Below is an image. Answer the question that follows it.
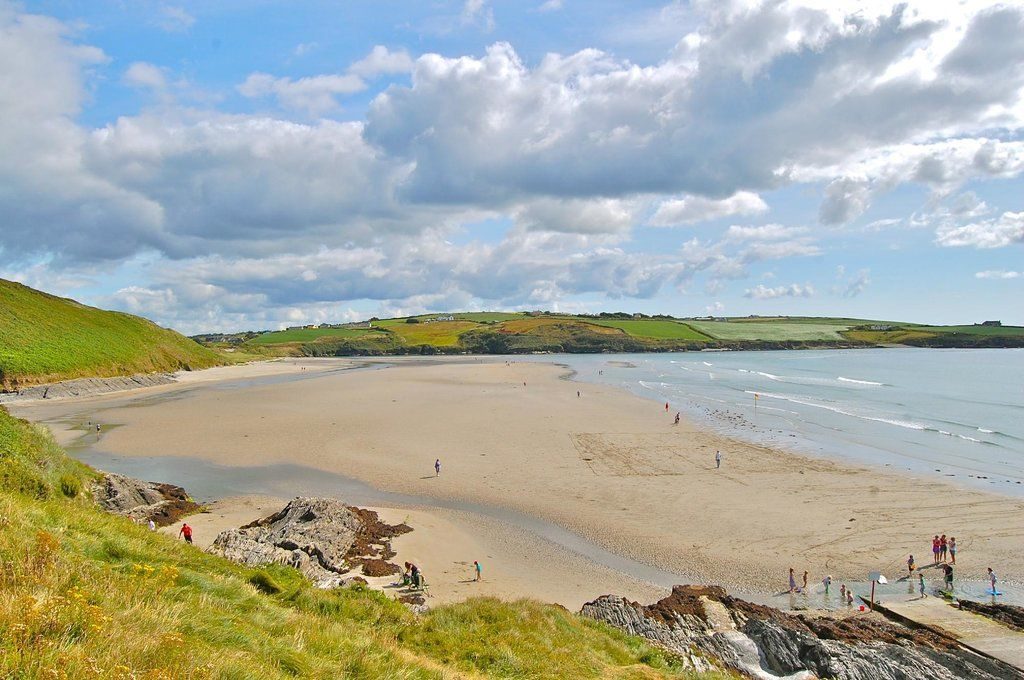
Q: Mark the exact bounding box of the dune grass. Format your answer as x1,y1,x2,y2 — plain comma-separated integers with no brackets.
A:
0,407,716,679
0,279,222,390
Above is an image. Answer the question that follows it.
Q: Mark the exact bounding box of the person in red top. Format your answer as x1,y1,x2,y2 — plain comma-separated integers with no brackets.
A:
179,523,193,544
932,535,941,564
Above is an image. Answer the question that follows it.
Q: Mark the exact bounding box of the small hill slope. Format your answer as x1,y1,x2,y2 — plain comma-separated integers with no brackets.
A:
0,279,221,390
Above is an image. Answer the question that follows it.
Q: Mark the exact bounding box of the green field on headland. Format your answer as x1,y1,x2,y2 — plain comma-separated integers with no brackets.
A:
0,279,222,390
228,313,1024,357
0,406,711,679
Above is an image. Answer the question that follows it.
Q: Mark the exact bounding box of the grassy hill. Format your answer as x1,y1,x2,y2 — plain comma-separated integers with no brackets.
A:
0,406,716,679
0,279,222,390
233,313,1024,357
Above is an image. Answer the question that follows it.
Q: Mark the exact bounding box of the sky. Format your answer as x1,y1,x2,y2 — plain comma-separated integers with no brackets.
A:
0,0,1022,334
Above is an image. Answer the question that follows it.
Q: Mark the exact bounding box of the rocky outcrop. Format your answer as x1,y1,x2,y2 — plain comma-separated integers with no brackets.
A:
0,373,176,402
208,497,411,588
93,472,201,526
582,585,1022,680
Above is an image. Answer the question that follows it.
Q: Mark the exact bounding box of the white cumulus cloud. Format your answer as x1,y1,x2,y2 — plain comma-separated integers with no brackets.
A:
349,46,415,78
936,211,1024,249
744,283,815,299
237,72,366,116
650,192,768,226
975,270,1022,280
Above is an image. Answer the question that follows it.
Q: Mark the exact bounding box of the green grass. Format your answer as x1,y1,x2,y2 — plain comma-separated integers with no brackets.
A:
247,327,381,345
452,313,526,323
375,320,482,347
0,279,222,390
587,320,711,341
687,320,853,341
912,325,1024,336
1,406,715,679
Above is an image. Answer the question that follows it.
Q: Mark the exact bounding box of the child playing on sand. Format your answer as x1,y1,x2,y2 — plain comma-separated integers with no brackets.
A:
988,567,998,594
918,572,926,597
907,554,915,575
802,571,809,592
788,568,797,593
474,560,482,582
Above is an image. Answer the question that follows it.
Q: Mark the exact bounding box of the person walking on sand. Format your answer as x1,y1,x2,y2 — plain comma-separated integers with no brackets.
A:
178,523,193,544
473,560,482,582
434,459,441,477
665,402,670,412
577,390,580,398
674,412,680,425
949,537,957,565
940,534,948,562
715,450,722,469
788,568,797,593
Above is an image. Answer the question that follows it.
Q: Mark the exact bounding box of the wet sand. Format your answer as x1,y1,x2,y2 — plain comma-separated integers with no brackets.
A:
11,357,1024,607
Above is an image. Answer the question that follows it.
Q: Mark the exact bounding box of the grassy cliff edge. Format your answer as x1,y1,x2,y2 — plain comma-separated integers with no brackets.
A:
0,279,222,391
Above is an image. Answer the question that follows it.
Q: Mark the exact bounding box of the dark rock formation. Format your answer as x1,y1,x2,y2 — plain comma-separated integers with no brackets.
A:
581,585,1022,679
209,497,411,589
92,472,200,526
210,497,360,588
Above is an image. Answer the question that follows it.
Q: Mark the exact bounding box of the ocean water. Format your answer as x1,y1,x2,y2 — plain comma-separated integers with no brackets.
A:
547,348,1024,496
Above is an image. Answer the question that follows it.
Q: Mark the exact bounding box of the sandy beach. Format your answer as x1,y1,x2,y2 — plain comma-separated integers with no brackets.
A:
12,357,1024,608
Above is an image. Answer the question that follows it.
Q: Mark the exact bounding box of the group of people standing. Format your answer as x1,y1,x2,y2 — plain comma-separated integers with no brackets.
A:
930,534,956,565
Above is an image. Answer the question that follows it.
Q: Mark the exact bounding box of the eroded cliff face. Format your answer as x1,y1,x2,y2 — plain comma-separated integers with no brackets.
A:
582,585,1022,680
